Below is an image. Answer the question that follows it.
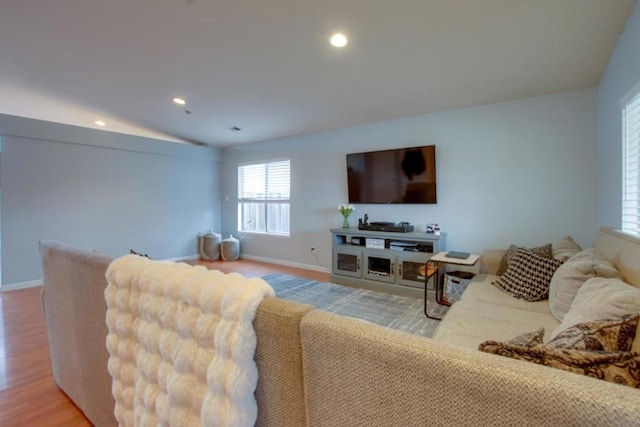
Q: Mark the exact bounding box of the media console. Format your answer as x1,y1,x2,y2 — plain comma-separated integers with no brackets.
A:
330,228,446,298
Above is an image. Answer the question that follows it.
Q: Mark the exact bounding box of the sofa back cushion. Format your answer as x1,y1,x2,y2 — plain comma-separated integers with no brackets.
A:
548,248,621,322
552,235,583,262
551,277,640,340
496,243,553,276
593,228,640,288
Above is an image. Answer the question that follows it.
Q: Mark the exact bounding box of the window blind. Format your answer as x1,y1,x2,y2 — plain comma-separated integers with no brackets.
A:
238,160,290,235
623,92,640,234
238,160,290,201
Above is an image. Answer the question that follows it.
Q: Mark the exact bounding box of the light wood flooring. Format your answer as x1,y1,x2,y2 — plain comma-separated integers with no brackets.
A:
0,258,329,426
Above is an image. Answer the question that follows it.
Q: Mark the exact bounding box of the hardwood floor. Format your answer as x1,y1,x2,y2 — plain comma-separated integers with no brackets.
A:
0,259,329,426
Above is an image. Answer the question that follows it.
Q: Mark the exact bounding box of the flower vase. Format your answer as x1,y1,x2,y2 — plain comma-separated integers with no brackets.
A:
342,218,350,229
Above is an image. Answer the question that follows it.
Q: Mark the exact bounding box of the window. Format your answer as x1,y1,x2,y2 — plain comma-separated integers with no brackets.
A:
238,159,290,235
623,91,640,234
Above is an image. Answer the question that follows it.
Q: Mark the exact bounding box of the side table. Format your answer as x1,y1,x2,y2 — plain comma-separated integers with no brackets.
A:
424,251,479,320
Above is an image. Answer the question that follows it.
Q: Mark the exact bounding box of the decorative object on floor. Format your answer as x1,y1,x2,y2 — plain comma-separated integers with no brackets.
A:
338,204,355,228
221,234,240,261
261,273,444,337
198,230,222,260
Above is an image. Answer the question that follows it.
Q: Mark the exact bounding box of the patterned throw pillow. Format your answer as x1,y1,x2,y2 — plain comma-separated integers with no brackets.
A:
497,243,553,275
492,249,563,301
506,327,545,347
546,315,639,352
478,342,640,388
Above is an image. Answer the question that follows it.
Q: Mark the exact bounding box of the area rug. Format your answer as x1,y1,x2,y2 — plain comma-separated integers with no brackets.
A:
261,273,448,338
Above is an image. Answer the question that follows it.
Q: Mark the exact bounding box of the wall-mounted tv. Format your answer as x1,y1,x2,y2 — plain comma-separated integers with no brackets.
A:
346,145,437,204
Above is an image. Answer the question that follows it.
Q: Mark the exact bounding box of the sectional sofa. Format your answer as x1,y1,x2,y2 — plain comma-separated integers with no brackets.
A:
40,227,640,426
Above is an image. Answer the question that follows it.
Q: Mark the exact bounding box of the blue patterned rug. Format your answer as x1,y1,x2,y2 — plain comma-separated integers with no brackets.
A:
261,273,447,338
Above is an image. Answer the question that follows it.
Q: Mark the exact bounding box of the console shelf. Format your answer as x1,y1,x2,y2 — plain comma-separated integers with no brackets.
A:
330,228,446,298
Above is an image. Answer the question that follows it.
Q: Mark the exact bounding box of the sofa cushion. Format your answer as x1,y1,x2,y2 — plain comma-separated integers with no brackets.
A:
546,315,639,352
461,278,552,314
478,342,640,388
493,249,562,301
552,235,583,262
548,248,621,322
433,299,560,350
551,277,640,340
497,243,553,276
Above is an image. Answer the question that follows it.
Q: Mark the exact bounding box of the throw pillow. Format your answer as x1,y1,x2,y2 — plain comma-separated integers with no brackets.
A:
547,248,621,322
497,243,553,276
492,249,563,301
546,315,639,352
478,342,640,388
505,327,545,347
552,235,583,262
550,277,640,340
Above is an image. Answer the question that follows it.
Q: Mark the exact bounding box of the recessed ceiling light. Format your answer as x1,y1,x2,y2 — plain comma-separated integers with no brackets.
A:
330,33,348,48
173,97,186,105
94,120,106,127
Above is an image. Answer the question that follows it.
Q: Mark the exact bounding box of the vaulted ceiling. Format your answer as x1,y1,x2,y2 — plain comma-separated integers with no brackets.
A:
0,0,636,146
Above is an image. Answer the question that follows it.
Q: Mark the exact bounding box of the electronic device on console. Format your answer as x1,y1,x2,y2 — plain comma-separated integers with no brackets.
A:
357,214,414,233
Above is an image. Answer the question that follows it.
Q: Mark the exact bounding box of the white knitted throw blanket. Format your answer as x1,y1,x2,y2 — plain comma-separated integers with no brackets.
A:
104,255,274,427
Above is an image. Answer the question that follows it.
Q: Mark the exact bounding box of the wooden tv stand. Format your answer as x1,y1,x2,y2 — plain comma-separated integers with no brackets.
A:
330,228,446,298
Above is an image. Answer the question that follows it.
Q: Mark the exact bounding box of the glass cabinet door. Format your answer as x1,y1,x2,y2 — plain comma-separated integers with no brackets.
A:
332,245,363,278
396,252,432,289
363,249,396,284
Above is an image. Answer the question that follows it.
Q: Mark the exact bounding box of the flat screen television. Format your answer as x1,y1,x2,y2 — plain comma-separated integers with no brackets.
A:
346,145,437,204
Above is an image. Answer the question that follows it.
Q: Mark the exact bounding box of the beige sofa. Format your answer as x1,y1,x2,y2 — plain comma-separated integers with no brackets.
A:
434,228,640,352
40,241,313,427
40,228,640,426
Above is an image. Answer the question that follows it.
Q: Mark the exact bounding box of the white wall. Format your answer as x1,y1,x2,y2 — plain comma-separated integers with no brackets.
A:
598,1,640,228
222,88,598,271
0,114,221,285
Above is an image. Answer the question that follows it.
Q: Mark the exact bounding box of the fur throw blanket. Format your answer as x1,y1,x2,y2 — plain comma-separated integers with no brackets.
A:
104,255,274,427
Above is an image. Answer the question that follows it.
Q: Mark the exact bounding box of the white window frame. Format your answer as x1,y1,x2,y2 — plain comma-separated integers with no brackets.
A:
622,89,640,234
237,159,291,236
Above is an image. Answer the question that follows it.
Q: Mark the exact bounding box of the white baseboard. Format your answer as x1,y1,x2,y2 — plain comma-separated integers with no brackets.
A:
164,253,199,262
1,279,43,292
240,254,330,274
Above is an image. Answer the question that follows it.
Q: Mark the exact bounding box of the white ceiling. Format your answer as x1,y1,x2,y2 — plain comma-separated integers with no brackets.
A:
0,0,636,146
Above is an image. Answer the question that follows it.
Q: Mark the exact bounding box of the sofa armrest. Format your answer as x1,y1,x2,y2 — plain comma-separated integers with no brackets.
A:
253,297,314,427
300,311,640,426
479,249,506,275
40,240,117,427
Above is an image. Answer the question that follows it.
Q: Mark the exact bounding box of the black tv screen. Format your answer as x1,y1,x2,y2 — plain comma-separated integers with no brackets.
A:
347,145,437,204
